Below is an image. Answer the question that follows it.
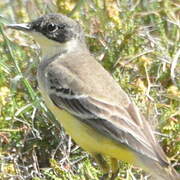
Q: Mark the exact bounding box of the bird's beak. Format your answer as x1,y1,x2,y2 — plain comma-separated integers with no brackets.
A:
7,23,32,32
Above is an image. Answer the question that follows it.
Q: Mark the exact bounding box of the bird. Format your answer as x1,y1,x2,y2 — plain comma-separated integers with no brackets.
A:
7,13,179,180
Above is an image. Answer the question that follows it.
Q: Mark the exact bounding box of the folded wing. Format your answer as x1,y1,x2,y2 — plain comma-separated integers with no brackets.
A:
45,63,169,167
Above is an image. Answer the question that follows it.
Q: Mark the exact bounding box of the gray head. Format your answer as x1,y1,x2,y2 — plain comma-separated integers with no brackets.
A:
8,14,86,58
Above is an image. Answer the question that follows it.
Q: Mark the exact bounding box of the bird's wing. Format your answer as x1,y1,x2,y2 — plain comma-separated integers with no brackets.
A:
45,62,167,165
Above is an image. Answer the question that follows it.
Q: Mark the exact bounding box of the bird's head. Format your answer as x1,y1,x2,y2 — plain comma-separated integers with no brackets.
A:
8,13,86,58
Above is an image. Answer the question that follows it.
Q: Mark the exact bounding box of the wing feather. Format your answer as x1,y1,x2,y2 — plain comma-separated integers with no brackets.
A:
45,66,168,166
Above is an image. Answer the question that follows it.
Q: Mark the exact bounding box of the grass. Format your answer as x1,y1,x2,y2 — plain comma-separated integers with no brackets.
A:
0,0,179,179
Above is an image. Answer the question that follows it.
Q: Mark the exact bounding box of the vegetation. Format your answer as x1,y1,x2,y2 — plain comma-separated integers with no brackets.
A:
0,0,179,179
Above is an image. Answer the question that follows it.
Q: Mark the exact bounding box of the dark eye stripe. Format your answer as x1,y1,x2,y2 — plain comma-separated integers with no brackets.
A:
58,24,66,29
31,18,74,43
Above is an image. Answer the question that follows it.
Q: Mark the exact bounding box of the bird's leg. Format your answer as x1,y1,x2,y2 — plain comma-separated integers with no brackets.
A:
93,154,110,180
110,158,119,180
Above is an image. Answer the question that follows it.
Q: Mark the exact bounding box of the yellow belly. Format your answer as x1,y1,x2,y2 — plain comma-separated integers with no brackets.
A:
44,95,136,165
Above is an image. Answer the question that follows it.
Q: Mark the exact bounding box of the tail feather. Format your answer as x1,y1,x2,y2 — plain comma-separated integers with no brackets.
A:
140,156,179,180
151,164,180,180
140,121,179,179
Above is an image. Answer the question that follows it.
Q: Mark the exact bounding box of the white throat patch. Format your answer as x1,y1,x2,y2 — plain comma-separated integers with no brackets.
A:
31,32,78,60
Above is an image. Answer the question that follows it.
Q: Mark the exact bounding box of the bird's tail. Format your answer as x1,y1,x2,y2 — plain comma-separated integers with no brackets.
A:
143,159,179,180
137,151,179,180
140,120,180,180
150,164,179,180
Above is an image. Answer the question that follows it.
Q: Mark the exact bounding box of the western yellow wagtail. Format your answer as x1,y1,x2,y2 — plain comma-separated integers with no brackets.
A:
8,13,179,180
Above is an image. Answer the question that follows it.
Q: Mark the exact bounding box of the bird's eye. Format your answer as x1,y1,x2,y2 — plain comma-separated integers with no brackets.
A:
47,23,58,32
